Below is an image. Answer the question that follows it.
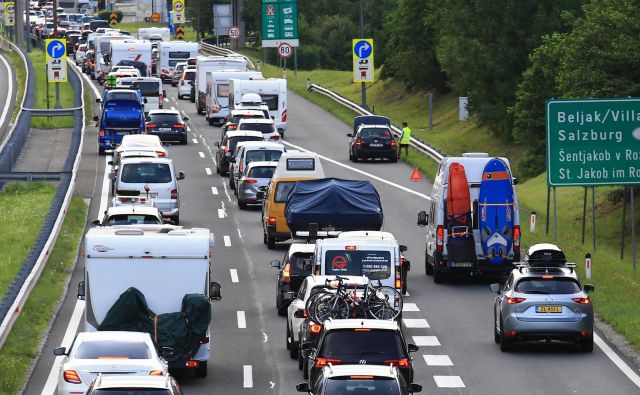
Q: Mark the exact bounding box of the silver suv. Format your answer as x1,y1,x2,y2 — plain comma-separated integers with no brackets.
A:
491,243,595,352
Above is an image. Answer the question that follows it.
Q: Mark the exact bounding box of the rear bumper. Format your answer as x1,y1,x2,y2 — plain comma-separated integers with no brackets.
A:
267,224,290,241
355,148,397,158
149,131,187,142
503,314,593,341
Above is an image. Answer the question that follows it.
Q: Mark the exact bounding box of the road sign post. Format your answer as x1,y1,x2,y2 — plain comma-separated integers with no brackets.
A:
45,38,67,109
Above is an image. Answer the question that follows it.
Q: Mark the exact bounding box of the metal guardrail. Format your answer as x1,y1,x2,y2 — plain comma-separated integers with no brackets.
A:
199,40,256,70
22,107,83,116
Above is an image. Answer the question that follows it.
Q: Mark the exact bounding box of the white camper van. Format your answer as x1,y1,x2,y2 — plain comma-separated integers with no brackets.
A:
192,56,252,114
79,226,220,377
204,70,263,125
109,41,153,77
417,153,521,283
138,27,170,42
156,41,199,80
229,78,288,136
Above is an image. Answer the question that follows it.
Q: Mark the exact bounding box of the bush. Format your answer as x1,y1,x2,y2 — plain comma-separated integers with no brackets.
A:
96,10,123,23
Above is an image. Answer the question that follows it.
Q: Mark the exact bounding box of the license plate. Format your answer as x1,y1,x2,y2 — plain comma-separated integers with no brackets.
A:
450,262,473,268
116,131,133,136
369,143,383,147
158,128,172,131
536,305,562,313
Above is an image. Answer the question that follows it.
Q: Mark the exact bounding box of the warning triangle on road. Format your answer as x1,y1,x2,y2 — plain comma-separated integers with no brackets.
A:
410,168,423,181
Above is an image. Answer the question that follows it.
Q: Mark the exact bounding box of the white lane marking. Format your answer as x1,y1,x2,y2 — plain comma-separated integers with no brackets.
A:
433,376,465,388
199,151,205,158
404,291,411,297
42,300,85,395
222,180,233,203
0,54,14,131
97,157,111,220
218,208,226,218
402,302,419,312
211,186,218,195
205,167,212,175
403,318,430,328
198,133,218,166
192,138,199,144
595,333,640,388
237,311,246,329
237,228,242,239
281,140,431,201
243,365,253,388
423,355,453,366
262,332,268,343
412,336,440,347
223,235,231,247
230,269,239,283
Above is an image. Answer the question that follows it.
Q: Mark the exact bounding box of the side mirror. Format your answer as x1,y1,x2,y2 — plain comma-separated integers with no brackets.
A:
143,98,148,103
183,116,189,121
512,177,518,185
93,115,99,122
91,219,101,226
270,260,281,269
77,280,85,300
210,281,222,301
145,116,151,122
177,171,185,180
399,244,408,253
294,309,306,318
490,283,501,294
408,383,423,393
407,343,419,353
417,211,429,227
296,383,310,392
108,160,114,166
346,133,353,137
583,284,595,293
256,191,264,200
53,347,67,356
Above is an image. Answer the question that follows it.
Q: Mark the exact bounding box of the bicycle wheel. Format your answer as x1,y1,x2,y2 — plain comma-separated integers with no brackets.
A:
306,291,332,323
366,286,403,320
314,293,350,323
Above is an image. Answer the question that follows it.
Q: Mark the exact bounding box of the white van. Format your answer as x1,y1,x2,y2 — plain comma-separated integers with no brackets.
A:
119,77,165,113
110,41,153,77
93,34,127,81
229,78,288,136
205,70,263,125
417,153,521,282
138,27,170,42
156,41,199,80
193,56,252,114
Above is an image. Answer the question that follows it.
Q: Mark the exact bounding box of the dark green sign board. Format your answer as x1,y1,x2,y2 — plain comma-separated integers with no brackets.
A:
261,0,299,47
546,98,640,186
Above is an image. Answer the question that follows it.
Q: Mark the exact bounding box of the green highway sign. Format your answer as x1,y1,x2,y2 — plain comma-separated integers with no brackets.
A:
261,0,299,48
546,98,640,186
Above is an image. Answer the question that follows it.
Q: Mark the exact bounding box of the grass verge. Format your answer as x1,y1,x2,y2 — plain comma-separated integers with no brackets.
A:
2,48,26,124
0,193,88,394
29,49,75,129
0,183,56,296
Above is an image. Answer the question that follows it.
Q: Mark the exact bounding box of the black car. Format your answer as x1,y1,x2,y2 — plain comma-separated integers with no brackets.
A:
214,131,263,176
270,246,314,316
145,110,189,144
347,122,398,162
301,319,418,387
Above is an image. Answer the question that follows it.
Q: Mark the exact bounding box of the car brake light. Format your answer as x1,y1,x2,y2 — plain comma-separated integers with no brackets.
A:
542,275,554,279
513,225,521,251
99,129,106,137
228,124,237,130
505,330,517,337
572,297,591,304
239,163,244,173
282,109,287,123
171,188,178,199
351,375,375,379
186,360,199,368
315,358,341,368
390,139,397,148
156,151,166,157
355,138,362,147
243,178,257,184
384,358,410,368
436,225,444,251
159,93,164,101
149,370,164,375
506,297,526,304
395,263,401,289
270,135,280,141
145,123,156,128
63,370,82,384
354,328,370,332
310,323,322,334
267,217,277,225
345,245,357,250
173,123,185,129
580,331,591,336
283,263,291,283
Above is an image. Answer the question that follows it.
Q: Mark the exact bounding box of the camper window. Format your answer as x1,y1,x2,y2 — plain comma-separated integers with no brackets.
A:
275,181,295,203
261,94,278,111
217,84,230,97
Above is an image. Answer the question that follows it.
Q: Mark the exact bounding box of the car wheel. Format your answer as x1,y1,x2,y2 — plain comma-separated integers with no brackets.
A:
580,335,594,353
267,235,276,250
208,117,213,125
286,321,291,350
173,214,179,225
353,153,359,162
98,148,105,155
263,230,268,244
216,164,220,174
494,311,500,344
433,268,446,284
182,138,188,145
178,94,182,100
391,154,398,163
499,317,513,352
194,361,207,378
302,359,309,379
238,200,247,210
197,106,203,115
349,150,354,161
289,338,299,359
229,177,234,189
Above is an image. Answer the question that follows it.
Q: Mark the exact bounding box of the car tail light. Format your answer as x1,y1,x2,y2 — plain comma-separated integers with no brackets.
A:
171,189,178,199
63,370,82,384
117,151,122,157
572,297,591,304
173,123,185,129
270,135,280,141
580,331,591,336
159,92,164,101
351,375,374,379
186,360,199,368
345,245,357,251
99,129,106,137
384,358,410,368
145,123,156,128
282,109,287,123
355,138,362,147
243,178,257,184
267,217,277,225
310,323,322,334
156,151,166,157
283,263,291,283
354,328,371,332
395,264,401,290
315,358,341,368
513,225,521,251
149,370,164,375
506,297,526,304
436,225,444,251
390,139,397,148
228,124,237,130
200,337,210,344
505,330,517,337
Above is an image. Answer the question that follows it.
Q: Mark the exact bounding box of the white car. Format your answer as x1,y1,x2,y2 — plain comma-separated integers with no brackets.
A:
54,331,168,395
178,68,195,100
113,134,168,160
237,118,281,142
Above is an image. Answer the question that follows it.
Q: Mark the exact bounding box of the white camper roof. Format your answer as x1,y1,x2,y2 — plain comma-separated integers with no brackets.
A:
273,151,324,180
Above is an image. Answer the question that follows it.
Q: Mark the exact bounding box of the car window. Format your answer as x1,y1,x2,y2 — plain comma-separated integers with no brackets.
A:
321,329,405,359
105,214,161,225
93,390,171,395
246,150,282,163
232,114,264,123
324,250,391,279
515,278,582,294
239,123,275,134
361,128,392,139
132,82,160,97
274,181,296,203
289,252,313,272
121,163,172,184
229,136,262,152
74,340,151,359
184,71,195,81
247,166,275,179
149,113,180,123
324,377,403,394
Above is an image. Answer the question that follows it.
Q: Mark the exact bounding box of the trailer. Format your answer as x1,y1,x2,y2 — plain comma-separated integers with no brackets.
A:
229,78,288,135
205,70,263,125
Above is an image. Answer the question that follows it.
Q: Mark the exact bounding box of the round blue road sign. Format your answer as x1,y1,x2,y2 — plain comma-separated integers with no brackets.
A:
353,40,372,59
47,40,65,59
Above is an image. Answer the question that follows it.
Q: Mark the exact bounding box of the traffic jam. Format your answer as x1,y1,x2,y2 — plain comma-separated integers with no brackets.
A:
34,13,598,395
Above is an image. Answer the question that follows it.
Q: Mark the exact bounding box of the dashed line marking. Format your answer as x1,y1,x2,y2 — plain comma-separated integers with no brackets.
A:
237,311,246,329
412,336,440,347
218,208,226,218
403,318,430,328
205,167,212,175
402,302,419,312
230,269,239,283
423,355,453,366
199,151,205,158
192,138,199,144
263,332,268,343
211,186,218,195
237,228,242,239
433,376,465,388
223,235,231,247
243,365,253,388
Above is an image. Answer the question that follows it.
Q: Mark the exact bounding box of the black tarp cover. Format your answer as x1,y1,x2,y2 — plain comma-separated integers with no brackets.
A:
285,178,383,233
98,288,211,363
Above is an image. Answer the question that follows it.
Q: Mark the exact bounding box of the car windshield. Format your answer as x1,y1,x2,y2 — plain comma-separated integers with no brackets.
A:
121,163,172,184
239,123,275,134
132,82,160,97
184,71,196,81
274,181,296,203
324,377,404,394
361,128,392,139
246,150,282,163
229,136,262,152
105,214,161,226
324,250,391,279
74,340,151,359
149,114,180,123
94,391,171,395
106,92,139,102
515,278,582,294
322,330,404,358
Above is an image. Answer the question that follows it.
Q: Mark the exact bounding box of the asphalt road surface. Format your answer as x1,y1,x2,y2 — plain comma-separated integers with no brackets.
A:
23,63,640,395
0,51,17,148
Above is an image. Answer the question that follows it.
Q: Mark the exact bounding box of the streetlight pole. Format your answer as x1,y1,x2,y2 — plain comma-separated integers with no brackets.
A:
359,0,367,110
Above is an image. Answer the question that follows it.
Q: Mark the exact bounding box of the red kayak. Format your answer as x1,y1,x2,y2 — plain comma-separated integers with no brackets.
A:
447,162,471,230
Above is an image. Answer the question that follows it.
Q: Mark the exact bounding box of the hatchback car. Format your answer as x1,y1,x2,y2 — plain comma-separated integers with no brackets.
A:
146,109,189,144
214,130,263,176
236,161,277,209
347,125,398,162
221,109,266,134
87,374,183,395
230,141,285,191
54,331,168,395
271,243,315,316
171,62,187,87
491,243,595,352
237,118,281,141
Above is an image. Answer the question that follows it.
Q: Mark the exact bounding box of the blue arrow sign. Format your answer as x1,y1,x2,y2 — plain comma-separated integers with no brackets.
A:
47,40,65,59
354,40,372,59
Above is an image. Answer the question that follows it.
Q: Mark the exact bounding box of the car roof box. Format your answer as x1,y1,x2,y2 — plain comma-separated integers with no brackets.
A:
525,243,566,267
353,115,391,131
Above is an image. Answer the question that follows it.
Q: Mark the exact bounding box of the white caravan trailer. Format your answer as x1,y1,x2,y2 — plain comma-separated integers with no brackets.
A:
205,70,263,125
229,78,288,136
156,41,199,80
110,41,153,77
192,56,251,114
138,27,170,42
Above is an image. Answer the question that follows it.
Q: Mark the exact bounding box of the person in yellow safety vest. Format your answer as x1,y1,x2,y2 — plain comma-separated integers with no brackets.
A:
399,122,411,158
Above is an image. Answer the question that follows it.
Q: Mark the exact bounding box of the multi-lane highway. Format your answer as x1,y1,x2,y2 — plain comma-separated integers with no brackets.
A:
22,63,640,395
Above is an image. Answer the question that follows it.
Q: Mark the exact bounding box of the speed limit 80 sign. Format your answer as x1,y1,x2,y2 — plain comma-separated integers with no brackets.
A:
277,42,293,58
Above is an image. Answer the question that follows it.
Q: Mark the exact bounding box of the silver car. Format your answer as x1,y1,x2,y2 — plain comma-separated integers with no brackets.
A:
236,161,277,209
491,243,595,352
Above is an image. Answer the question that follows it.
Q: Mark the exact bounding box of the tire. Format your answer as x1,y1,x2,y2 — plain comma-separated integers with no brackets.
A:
391,155,398,163
353,154,359,162
433,268,446,284
98,148,106,155
302,359,309,379
425,250,434,276
286,321,291,350
216,164,220,174
208,117,213,126
267,235,276,249
298,351,304,371
349,150,354,162
313,293,350,323
229,177,234,189
178,94,183,100
499,317,513,352
197,106,203,115
277,294,287,317
182,138,188,145
194,361,207,378
580,335,594,353
172,214,180,225
367,286,403,320
288,322,298,359
494,311,500,344
263,230,268,244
